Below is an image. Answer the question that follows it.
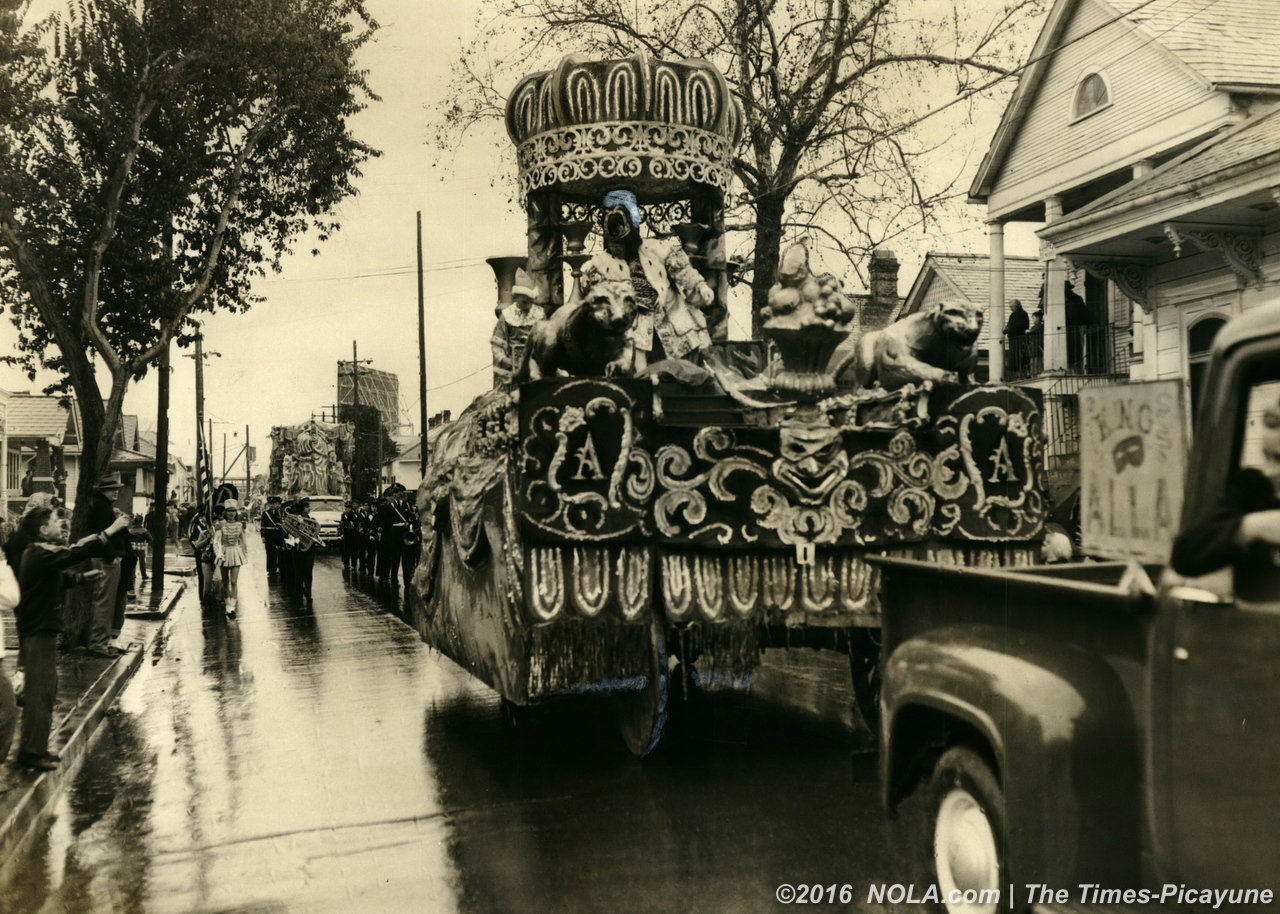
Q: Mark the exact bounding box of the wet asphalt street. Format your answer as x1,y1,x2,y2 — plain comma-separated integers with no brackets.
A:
0,534,899,913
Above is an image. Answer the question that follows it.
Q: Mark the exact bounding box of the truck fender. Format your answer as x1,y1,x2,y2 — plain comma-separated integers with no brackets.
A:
883,631,1143,888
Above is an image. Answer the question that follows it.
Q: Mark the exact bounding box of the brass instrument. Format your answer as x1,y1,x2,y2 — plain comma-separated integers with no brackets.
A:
279,513,324,550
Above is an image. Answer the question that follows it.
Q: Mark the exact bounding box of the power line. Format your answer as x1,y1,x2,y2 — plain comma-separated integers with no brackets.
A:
428,363,492,392
799,0,1216,182
258,257,491,285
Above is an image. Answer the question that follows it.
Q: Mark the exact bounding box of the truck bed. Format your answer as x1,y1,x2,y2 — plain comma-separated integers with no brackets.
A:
871,556,1155,723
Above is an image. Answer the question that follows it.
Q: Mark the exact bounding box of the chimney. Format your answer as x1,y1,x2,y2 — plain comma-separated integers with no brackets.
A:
861,249,901,332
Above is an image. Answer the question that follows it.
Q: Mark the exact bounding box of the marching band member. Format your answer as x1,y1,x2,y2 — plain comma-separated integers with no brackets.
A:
291,497,321,600
260,495,284,577
213,499,248,619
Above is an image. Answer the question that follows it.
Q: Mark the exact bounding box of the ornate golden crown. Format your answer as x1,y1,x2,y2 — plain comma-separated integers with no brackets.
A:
504,52,743,204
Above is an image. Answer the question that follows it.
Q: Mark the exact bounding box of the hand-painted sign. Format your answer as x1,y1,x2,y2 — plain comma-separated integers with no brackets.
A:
1080,381,1186,562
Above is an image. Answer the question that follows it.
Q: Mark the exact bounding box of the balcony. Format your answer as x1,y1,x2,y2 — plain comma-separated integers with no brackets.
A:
1002,324,1130,382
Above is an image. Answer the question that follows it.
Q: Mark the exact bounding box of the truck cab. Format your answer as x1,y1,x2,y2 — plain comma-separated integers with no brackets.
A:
877,305,1280,911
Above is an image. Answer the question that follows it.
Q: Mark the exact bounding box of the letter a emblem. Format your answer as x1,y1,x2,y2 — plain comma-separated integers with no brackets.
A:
572,433,605,480
987,436,1017,484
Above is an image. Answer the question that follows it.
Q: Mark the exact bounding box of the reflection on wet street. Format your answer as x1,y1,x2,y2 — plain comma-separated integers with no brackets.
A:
0,535,896,913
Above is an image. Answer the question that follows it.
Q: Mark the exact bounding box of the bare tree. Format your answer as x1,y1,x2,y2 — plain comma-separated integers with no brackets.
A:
435,0,1043,335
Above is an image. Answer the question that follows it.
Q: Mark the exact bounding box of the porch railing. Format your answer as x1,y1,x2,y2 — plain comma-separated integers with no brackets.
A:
1002,324,1130,382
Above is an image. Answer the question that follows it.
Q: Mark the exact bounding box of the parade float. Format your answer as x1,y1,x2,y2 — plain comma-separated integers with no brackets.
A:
268,419,356,545
267,419,355,499
408,52,1045,756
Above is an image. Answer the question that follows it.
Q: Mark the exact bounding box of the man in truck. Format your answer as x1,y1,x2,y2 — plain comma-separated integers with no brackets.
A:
1171,396,1280,580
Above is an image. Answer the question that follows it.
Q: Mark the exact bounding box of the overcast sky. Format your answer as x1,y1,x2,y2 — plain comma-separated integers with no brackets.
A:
0,0,1042,469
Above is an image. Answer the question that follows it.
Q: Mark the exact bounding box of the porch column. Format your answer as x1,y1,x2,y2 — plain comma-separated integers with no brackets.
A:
988,220,1006,382
31,440,55,493
1141,305,1160,381
1043,196,1068,372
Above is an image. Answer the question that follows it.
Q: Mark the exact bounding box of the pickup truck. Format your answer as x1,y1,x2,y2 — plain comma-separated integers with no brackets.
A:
875,305,1280,912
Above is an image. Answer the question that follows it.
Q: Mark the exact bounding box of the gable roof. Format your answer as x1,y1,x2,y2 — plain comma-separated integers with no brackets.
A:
900,253,1044,318
5,394,70,443
120,414,139,451
394,440,421,463
1052,103,1280,225
970,0,1280,202
110,447,153,469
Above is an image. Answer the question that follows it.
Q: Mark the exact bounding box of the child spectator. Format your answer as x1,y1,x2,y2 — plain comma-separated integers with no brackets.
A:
13,505,127,771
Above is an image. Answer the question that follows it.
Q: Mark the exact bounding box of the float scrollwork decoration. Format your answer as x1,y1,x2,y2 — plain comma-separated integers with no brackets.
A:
519,379,656,542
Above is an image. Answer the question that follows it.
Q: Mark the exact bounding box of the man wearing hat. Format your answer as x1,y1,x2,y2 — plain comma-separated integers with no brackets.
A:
80,472,129,657
288,497,321,600
260,494,285,578
490,267,546,386
375,484,410,590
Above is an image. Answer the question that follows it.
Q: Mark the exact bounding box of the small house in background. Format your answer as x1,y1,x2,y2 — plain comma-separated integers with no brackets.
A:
382,409,452,493
896,253,1047,383
2,393,74,520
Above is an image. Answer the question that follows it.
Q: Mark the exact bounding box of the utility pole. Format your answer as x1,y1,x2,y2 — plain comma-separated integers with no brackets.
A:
151,340,170,592
352,340,360,413
195,332,206,517
222,432,227,484
343,341,372,498
185,332,220,517
245,424,251,503
417,211,428,480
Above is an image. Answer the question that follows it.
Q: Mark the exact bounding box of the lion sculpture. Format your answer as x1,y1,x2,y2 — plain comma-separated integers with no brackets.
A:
849,301,984,391
517,253,638,381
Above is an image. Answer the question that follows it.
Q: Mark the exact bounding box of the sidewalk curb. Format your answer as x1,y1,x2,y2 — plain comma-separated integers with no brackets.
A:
0,581,186,872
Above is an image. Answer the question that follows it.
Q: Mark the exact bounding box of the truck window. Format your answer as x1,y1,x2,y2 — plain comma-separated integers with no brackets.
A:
1232,376,1280,604
1239,380,1280,472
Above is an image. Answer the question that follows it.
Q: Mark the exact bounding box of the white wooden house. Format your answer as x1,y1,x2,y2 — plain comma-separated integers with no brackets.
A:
970,0,1280,505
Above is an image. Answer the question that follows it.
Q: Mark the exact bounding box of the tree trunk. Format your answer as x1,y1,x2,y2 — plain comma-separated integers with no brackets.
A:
751,193,787,339
73,408,104,537
68,373,126,537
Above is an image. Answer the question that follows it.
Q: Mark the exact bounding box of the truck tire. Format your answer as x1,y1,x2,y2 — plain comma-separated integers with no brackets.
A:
615,620,668,758
920,746,1008,914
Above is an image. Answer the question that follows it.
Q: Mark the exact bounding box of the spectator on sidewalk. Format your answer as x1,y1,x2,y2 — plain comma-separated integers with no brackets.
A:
12,505,127,771
125,514,152,598
3,492,59,573
66,474,130,659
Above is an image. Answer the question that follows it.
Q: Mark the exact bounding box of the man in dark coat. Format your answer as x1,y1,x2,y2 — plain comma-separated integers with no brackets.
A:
1171,399,1280,598
1003,300,1030,375
260,495,284,577
79,473,130,657
376,485,409,588
361,502,378,575
399,492,421,596
339,501,358,572
286,498,321,600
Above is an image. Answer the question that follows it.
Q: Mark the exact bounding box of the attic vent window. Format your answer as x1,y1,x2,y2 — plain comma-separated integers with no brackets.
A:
1072,72,1111,121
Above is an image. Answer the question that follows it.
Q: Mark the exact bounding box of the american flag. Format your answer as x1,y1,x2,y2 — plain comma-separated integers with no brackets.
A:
196,426,216,518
